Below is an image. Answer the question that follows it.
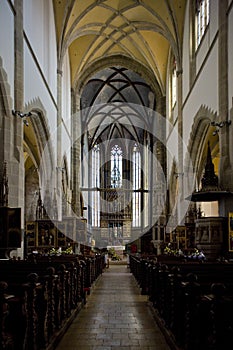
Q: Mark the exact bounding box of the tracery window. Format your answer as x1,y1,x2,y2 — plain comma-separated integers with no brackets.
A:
143,143,149,228
171,59,177,109
132,144,141,227
196,0,209,48
91,144,100,226
111,145,122,188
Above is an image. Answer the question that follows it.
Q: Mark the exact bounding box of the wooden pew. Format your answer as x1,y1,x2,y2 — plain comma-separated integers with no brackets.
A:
129,255,233,350
0,253,105,350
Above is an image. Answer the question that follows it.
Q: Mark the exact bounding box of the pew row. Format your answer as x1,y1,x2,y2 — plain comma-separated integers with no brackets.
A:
129,255,233,350
0,254,105,350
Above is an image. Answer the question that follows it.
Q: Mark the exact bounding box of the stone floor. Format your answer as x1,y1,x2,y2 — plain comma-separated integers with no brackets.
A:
55,264,172,350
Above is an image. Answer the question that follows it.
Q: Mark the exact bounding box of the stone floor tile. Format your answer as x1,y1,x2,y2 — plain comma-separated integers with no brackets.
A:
55,265,171,350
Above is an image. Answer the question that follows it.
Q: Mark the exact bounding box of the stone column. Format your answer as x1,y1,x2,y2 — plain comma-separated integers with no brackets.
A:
11,0,24,209
176,69,185,225
218,0,233,215
8,0,25,257
152,95,166,254
56,69,62,220
71,90,81,216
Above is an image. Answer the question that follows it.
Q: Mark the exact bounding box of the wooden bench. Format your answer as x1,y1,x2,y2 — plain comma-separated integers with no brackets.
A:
0,254,105,350
130,255,233,350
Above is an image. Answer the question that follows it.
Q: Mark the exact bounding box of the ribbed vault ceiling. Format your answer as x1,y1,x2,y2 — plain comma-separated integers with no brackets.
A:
81,66,154,146
53,0,186,94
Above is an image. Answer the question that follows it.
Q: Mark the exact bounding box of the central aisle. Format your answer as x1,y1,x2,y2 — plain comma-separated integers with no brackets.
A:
55,265,171,349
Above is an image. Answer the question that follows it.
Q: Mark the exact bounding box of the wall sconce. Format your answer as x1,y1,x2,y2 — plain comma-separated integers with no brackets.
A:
12,110,33,126
56,167,65,172
211,120,231,136
174,172,184,178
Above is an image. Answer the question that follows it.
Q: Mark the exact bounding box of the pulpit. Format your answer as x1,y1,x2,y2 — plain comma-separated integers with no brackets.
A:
195,216,227,259
186,143,231,259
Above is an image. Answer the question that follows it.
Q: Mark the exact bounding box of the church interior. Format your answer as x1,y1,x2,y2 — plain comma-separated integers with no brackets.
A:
1,0,233,349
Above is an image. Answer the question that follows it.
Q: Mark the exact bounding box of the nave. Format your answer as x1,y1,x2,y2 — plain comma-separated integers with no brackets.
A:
55,264,171,350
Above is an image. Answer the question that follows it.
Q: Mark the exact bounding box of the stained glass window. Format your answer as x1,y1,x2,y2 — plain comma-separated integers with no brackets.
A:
111,145,122,188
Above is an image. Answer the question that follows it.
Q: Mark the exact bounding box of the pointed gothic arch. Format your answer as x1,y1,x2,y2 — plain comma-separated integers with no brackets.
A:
24,100,55,221
185,105,219,190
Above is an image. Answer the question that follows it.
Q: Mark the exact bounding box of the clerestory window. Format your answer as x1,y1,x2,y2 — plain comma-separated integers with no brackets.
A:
171,59,177,109
196,0,209,48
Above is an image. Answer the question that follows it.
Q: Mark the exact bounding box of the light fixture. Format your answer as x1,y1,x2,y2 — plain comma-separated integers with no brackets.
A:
174,172,184,178
210,120,231,127
210,120,231,136
12,110,33,126
212,129,219,136
56,167,65,172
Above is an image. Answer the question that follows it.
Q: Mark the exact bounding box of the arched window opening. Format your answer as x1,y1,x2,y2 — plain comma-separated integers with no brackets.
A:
132,144,141,227
171,59,177,109
111,145,122,188
92,144,100,226
144,143,149,228
196,0,209,48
